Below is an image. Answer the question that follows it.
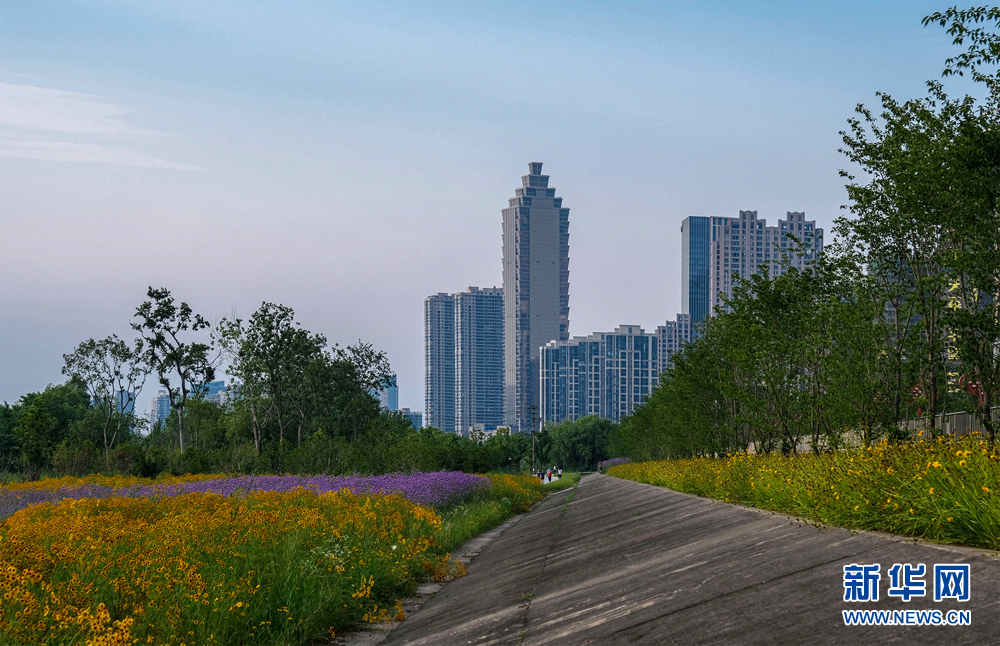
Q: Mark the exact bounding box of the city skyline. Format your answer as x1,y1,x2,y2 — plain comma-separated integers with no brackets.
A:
1,1,968,414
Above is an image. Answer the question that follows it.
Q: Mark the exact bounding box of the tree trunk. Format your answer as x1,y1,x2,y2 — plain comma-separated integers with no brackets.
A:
177,406,185,453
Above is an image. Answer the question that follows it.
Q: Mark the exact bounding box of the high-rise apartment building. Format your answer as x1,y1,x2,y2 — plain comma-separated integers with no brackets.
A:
149,389,170,429
540,325,660,426
708,211,823,314
424,293,456,433
502,162,570,433
682,211,824,319
424,287,505,434
455,287,504,434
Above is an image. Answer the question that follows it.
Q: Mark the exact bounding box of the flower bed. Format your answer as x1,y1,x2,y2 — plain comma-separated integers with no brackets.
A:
0,471,538,645
1,488,439,645
608,434,999,549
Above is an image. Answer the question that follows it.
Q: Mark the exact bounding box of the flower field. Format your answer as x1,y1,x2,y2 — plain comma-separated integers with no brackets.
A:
608,434,1000,549
0,471,488,520
0,472,543,645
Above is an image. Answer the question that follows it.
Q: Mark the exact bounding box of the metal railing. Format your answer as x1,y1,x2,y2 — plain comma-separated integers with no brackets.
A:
898,406,999,437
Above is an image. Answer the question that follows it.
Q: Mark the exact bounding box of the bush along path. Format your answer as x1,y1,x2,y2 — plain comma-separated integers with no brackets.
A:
608,434,1000,549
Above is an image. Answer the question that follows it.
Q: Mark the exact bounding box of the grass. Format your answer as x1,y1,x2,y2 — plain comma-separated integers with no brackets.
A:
608,433,1000,550
435,474,545,552
542,472,580,493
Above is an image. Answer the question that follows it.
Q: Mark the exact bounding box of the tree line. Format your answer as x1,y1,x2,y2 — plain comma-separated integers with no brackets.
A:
1,289,614,480
613,8,999,460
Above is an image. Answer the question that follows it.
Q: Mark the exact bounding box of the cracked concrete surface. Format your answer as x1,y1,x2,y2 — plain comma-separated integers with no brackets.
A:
383,474,1000,645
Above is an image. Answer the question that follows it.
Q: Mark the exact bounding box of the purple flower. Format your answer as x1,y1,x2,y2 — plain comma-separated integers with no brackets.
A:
599,457,631,469
0,472,488,519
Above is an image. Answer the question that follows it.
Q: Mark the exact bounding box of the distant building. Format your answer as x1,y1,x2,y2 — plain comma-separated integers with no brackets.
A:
425,293,456,432
540,325,660,426
399,408,423,430
371,375,399,410
503,162,570,433
114,390,135,415
202,381,227,405
150,390,170,428
681,216,715,324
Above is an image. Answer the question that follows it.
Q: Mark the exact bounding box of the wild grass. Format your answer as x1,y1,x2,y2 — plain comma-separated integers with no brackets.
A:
608,433,1000,550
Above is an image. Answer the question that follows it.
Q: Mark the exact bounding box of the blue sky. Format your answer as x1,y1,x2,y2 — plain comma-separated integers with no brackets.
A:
0,1,973,413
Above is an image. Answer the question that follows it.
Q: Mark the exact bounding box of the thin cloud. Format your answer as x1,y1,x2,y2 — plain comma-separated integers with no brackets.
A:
0,82,156,136
0,140,203,171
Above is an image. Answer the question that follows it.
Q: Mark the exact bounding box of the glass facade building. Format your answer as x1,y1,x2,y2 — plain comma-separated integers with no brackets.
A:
370,377,399,411
503,162,570,433
149,389,171,429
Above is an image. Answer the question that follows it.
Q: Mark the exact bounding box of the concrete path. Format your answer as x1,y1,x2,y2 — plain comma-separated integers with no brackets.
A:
384,474,999,645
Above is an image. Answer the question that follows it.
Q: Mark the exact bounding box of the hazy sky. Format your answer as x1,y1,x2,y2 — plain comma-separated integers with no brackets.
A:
0,0,973,414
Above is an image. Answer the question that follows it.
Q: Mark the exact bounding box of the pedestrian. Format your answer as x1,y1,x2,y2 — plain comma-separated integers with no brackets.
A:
558,467,562,478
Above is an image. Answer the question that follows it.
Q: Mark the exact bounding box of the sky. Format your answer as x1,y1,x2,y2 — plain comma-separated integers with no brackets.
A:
0,0,976,414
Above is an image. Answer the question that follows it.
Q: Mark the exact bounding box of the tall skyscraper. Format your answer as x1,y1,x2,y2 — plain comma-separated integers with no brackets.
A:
424,293,455,433
502,162,570,433
455,287,504,434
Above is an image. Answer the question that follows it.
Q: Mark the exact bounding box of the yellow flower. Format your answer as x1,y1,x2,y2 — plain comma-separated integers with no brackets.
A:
983,487,990,493
929,488,934,494
959,460,966,467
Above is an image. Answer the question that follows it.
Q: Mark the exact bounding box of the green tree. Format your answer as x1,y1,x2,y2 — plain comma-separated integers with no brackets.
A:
545,416,613,470
13,400,57,480
132,287,215,453
62,335,149,461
